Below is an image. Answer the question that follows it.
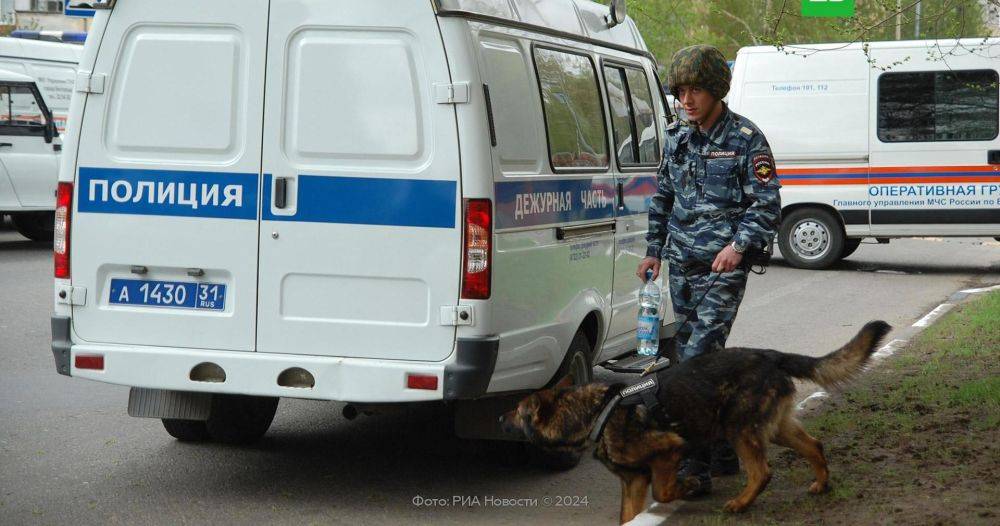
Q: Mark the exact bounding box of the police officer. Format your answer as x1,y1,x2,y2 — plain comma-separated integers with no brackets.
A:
635,45,782,496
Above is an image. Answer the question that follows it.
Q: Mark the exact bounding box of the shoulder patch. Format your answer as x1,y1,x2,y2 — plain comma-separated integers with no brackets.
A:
740,126,753,136
752,153,775,183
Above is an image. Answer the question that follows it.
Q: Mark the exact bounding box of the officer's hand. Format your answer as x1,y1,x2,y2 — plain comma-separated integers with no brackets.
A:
636,257,662,282
712,245,743,273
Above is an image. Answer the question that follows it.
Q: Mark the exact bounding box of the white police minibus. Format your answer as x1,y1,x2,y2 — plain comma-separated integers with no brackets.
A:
52,0,671,455
728,39,1000,269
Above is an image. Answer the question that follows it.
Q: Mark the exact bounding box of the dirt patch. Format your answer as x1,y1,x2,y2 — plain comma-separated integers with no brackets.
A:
670,291,1000,525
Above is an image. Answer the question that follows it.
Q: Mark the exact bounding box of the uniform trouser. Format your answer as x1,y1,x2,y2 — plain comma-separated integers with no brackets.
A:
666,262,748,363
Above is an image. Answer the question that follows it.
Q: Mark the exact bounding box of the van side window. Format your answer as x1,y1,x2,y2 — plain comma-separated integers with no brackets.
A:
0,85,47,134
624,67,660,164
533,47,609,170
604,66,637,165
878,69,999,142
604,65,660,168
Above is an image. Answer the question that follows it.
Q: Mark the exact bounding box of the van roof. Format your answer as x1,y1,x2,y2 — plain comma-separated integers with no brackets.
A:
0,37,83,64
0,68,37,83
434,0,648,58
738,37,1000,56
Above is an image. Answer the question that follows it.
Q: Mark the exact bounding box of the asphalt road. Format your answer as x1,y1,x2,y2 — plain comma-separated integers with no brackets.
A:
1,221,998,526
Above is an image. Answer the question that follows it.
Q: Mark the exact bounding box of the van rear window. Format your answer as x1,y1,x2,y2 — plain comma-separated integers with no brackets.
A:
533,47,609,170
877,69,999,142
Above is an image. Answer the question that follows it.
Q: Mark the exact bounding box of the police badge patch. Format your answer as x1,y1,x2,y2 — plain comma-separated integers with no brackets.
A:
752,153,775,183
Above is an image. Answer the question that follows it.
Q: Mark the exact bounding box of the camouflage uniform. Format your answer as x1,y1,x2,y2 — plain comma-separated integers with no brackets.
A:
646,107,782,362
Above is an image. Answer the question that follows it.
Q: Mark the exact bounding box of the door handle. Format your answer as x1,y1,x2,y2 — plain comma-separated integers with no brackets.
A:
274,177,288,209
0,143,12,148
556,221,616,240
988,150,1000,165
617,181,624,210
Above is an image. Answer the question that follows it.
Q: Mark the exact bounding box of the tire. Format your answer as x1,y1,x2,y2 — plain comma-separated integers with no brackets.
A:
204,394,279,445
10,211,54,242
162,419,211,442
528,330,594,471
778,208,845,270
840,238,862,260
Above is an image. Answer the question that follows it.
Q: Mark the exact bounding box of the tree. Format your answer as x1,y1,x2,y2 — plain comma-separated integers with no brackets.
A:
599,0,996,65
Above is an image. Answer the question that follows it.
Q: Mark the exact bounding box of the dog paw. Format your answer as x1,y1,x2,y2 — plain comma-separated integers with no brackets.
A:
808,481,829,494
723,500,748,513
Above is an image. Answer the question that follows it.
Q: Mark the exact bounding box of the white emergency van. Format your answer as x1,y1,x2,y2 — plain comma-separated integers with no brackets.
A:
0,68,63,240
0,38,81,240
52,0,671,461
729,39,1000,269
0,37,81,132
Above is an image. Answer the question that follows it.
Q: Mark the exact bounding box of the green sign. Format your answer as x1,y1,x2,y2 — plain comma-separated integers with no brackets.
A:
801,0,855,17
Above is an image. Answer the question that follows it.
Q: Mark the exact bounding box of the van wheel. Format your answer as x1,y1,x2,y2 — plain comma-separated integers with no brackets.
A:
778,208,844,270
10,211,54,242
840,238,862,260
205,394,279,445
528,330,593,471
162,419,210,442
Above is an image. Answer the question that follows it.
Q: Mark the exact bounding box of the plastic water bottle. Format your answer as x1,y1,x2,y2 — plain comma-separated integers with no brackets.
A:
637,270,661,356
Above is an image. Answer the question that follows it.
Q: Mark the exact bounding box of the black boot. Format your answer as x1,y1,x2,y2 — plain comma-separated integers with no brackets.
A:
710,440,740,476
677,449,712,499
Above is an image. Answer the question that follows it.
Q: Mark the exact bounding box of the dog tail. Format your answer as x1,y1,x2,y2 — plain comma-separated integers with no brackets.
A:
778,321,892,389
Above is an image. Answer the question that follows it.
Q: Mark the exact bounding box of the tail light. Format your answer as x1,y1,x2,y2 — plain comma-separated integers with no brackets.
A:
54,182,72,279
461,199,492,299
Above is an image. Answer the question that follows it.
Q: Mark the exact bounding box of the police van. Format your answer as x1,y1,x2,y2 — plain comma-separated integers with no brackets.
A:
728,39,1000,269
52,0,671,456
0,38,81,240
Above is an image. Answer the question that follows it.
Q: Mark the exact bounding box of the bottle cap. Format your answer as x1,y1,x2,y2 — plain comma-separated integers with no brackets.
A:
645,269,654,279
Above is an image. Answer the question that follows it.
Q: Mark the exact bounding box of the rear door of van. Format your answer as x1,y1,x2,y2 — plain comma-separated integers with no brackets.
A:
868,45,1000,234
255,0,462,361
71,0,269,351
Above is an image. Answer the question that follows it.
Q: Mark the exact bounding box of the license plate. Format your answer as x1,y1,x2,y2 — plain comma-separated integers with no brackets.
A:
109,278,226,311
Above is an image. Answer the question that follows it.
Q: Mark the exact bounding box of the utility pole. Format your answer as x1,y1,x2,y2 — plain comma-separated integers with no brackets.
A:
896,0,902,40
915,0,922,39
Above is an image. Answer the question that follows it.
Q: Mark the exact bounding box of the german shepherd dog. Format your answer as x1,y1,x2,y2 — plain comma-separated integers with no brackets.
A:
500,321,891,524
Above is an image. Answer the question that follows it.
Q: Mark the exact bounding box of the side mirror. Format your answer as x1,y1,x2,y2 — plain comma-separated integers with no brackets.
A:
43,121,54,144
606,0,627,28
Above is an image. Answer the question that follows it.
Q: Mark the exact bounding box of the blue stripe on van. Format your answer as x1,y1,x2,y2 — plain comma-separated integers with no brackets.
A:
494,177,617,229
77,167,259,220
261,174,457,229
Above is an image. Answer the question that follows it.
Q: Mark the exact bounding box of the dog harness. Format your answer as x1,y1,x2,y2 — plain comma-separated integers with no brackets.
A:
588,374,674,443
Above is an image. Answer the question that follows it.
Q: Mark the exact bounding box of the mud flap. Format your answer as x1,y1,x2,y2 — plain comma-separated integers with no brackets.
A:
127,387,212,421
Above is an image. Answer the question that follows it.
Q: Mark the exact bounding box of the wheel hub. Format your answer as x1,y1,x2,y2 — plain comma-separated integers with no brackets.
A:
790,220,830,260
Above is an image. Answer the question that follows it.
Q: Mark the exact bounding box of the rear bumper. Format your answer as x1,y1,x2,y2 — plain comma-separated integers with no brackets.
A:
51,316,498,403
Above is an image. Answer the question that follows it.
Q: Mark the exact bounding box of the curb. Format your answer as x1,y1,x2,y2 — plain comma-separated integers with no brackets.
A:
794,282,1000,415
624,282,1000,526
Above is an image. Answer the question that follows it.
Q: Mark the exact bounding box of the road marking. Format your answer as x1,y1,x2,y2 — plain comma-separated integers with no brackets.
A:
871,339,908,362
796,390,828,411
912,304,953,327
625,501,683,526
959,284,1000,294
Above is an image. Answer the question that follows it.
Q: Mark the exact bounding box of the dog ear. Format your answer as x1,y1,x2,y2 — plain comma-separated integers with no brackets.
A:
554,375,575,390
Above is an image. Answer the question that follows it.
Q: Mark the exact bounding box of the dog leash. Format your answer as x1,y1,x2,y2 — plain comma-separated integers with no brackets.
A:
640,268,722,374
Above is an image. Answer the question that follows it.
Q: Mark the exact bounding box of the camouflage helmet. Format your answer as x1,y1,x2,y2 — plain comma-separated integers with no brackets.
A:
667,45,731,100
